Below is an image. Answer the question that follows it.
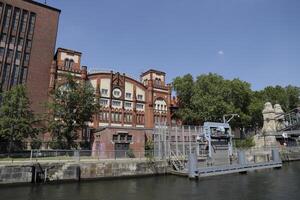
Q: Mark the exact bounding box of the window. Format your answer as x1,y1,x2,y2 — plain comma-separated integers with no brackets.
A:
12,9,20,31
64,58,70,68
124,113,132,123
26,40,32,49
11,65,20,86
28,14,35,35
7,50,13,59
112,100,121,107
112,135,118,142
137,94,143,100
23,53,30,65
0,48,4,58
3,7,12,29
21,67,28,84
127,135,132,142
136,103,144,109
9,37,15,49
69,59,74,68
112,133,132,143
113,90,120,97
101,89,108,95
100,99,108,106
20,12,28,33
1,64,11,89
124,102,132,108
0,34,7,46
125,92,131,99
17,38,24,50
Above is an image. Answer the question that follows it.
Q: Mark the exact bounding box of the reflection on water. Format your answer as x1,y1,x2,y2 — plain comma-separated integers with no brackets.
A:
1,162,300,200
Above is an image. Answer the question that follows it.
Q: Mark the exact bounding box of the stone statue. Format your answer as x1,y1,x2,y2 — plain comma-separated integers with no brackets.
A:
274,104,285,131
262,102,276,134
254,102,281,148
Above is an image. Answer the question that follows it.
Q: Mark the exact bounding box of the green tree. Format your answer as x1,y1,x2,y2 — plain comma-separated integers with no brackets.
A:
47,74,99,149
173,73,300,135
0,85,41,154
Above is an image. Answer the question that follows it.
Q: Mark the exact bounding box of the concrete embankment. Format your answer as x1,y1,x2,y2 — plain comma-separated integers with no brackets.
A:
0,159,168,185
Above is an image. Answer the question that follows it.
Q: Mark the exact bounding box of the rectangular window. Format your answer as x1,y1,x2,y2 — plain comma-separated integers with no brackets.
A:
17,38,24,51
20,12,28,33
3,7,12,29
112,135,118,142
137,94,143,100
1,64,11,90
7,49,13,59
101,88,108,95
112,100,121,107
0,34,7,47
28,14,36,35
136,103,144,109
0,47,4,58
127,135,132,142
9,36,15,49
124,102,132,108
99,99,108,106
21,67,28,84
0,3,3,16
26,40,32,49
12,9,20,31
23,53,30,66
10,65,20,86
125,92,132,99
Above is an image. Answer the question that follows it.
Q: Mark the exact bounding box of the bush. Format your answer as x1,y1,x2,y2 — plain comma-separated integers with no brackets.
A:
126,149,135,158
49,140,69,149
145,140,154,158
30,139,42,149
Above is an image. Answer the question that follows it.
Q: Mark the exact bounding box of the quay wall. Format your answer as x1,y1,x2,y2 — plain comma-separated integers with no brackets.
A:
0,160,168,185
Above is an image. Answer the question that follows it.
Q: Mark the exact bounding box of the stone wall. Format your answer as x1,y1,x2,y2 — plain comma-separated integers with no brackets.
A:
0,160,168,185
0,165,32,184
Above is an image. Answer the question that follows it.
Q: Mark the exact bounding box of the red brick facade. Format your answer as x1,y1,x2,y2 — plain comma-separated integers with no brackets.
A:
50,48,174,155
0,0,60,114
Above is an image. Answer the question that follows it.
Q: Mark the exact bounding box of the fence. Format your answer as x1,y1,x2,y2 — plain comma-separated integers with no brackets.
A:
0,149,158,163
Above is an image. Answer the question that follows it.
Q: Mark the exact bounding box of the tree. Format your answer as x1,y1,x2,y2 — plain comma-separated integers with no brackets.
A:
47,74,99,149
0,85,41,154
173,73,300,136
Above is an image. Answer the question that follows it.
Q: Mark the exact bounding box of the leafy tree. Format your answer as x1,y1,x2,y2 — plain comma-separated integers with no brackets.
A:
47,74,99,149
0,85,41,154
172,73,300,135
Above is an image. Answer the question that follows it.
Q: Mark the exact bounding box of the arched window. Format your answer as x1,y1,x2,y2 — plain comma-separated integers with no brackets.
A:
64,58,69,68
69,59,74,68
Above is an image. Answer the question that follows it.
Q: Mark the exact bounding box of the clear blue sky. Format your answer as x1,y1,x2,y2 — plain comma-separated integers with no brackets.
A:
38,0,300,90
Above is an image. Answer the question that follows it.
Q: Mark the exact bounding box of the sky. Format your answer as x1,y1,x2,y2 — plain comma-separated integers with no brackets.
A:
37,0,300,90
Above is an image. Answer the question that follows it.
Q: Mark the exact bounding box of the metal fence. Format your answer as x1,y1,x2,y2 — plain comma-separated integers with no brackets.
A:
0,149,158,164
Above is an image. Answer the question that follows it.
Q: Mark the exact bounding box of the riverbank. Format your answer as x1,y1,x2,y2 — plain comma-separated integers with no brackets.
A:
0,159,168,185
1,149,300,185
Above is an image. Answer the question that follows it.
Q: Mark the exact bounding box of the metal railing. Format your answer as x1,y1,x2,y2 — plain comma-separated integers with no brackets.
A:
0,149,159,164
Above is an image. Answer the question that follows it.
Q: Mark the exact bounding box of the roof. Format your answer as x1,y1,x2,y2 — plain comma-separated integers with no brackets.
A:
57,47,82,55
23,0,61,13
141,69,166,77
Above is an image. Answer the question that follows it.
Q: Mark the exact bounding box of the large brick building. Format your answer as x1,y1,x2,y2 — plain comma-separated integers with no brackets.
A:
0,0,60,113
50,48,176,156
0,1,178,156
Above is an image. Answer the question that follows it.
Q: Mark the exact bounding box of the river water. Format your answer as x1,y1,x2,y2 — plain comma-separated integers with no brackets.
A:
1,162,300,200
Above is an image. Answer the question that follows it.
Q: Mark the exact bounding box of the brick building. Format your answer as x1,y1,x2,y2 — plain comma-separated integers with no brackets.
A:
50,48,175,156
0,0,60,113
0,1,178,155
